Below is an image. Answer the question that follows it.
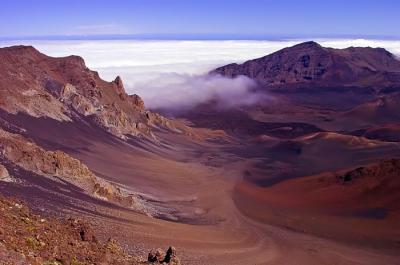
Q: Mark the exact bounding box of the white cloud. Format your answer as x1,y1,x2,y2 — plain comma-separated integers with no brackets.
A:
1,39,400,109
315,38,400,55
129,73,267,110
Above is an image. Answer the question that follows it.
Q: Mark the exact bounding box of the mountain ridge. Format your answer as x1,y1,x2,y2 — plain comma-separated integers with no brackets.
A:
212,41,400,89
0,45,187,140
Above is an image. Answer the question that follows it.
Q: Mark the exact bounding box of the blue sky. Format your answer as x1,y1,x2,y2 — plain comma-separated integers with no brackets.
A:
1,0,399,39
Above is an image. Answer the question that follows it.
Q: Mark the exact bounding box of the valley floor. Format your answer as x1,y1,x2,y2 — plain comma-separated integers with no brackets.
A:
2,127,399,265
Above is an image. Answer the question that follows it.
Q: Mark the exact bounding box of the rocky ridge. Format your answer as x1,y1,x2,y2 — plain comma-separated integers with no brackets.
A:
212,41,400,89
337,158,400,184
0,45,187,140
0,128,149,212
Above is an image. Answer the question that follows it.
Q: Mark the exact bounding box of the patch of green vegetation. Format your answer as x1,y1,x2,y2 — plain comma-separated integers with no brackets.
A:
25,236,40,249
70,257,85,265
26,224,36,233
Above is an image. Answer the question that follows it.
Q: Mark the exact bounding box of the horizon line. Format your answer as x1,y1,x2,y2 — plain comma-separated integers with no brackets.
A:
1,33,400,41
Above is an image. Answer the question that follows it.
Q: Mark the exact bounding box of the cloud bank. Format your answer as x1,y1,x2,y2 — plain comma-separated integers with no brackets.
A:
130,73,265,110
1,39,400,109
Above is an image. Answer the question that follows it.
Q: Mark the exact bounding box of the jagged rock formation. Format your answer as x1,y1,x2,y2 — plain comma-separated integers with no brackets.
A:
212,41,400,89
0,45,187,140
148,246,181,265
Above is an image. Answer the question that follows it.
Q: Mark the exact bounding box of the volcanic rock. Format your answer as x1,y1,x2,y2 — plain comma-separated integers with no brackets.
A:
164,246,181,265
337,158,400,184
68,218,97,242
113,75,126,97
212,41,400,89
0,45,186,140
148,248,165,263
0,128,144,209
0,195,146,265
147,246,181,264
0,163,10,180
130,94,145,109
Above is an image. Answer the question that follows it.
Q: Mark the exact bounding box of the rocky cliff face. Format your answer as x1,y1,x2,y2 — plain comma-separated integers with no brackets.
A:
0,45,185,140
212,41,400,89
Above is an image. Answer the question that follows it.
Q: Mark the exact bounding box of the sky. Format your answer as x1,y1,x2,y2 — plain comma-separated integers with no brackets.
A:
1,0,400,39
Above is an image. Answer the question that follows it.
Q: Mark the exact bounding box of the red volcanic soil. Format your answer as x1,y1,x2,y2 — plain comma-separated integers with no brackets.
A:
229,131,400,188
234,159,400,248
354,123,400,142
336,93,400,130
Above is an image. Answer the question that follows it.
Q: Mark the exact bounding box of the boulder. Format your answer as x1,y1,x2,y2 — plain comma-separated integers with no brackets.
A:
148,248,165,263
147,246,181,264
68,218,97,242
164,246,181,265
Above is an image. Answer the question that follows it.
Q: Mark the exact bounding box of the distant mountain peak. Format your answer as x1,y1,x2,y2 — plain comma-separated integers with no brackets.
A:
212,41,400,89
292,41,323,49
3,45,37,51
1,45,44,60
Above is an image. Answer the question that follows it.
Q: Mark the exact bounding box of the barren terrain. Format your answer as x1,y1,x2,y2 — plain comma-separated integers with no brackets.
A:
1,42,400,264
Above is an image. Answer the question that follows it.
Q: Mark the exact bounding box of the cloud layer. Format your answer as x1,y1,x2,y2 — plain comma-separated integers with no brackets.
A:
1,39,400,109
130,73,265,110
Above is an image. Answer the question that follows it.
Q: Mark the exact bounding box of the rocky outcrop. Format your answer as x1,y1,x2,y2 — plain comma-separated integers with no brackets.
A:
0,128,145,210
130,94,145,109
212,41,400,89
0,163,11,181
0,128,96,187
59,83,96,116
148,246,181,265
113,75,126,98
338,158,400,184
0,45,187,140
